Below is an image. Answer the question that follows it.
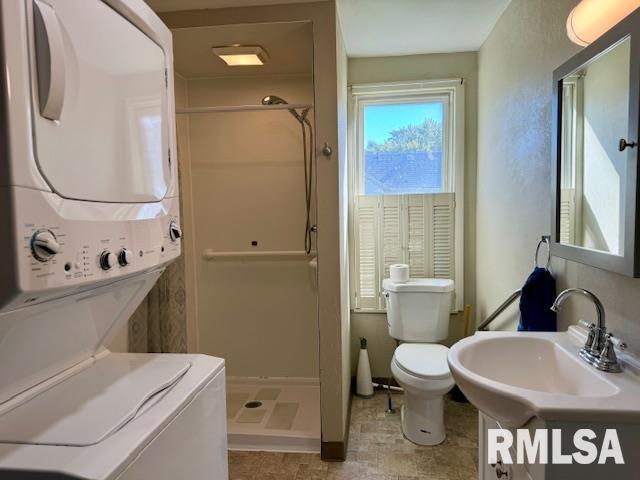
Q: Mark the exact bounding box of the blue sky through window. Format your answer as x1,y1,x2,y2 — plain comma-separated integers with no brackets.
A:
364,102,443,145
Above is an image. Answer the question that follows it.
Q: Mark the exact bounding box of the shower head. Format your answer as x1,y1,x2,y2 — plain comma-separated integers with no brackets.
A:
262,95,304,123
261,95,288,106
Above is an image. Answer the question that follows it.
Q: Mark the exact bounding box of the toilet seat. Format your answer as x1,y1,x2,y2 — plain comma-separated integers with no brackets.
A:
393,343,450,380
390,343,454,446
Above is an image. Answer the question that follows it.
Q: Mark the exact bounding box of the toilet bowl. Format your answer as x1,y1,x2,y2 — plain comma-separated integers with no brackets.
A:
383,277,455,446
391,343,454,445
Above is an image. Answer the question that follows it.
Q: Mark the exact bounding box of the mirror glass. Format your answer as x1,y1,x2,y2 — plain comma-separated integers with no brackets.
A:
559,37,630,255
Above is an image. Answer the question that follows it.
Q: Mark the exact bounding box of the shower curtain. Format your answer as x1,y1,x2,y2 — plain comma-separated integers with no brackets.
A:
129,257,188,353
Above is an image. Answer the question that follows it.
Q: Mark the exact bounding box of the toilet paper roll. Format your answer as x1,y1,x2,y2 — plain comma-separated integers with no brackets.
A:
389,264,410,283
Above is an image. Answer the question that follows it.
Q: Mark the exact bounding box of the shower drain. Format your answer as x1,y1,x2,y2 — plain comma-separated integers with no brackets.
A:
244,401,263,409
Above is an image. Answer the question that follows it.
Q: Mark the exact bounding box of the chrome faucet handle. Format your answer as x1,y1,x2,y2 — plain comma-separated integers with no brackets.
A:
608,333,627,351
588,325,607,358
578,321,597,363
594,333,624,373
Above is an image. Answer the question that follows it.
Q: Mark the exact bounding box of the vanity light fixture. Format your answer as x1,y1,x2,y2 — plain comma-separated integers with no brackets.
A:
567,0,640,46
212,45,269,66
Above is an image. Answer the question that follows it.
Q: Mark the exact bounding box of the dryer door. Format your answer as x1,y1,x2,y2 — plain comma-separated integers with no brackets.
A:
29,0,170,203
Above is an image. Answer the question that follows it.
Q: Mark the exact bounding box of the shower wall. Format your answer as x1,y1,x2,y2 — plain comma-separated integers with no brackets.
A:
186,74,318,378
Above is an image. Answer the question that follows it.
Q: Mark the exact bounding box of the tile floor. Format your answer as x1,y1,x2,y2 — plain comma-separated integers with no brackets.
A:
228,390,479,480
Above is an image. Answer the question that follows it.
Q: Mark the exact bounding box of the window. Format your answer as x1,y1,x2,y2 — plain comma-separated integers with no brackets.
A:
349,80,464,311
363,101,446,195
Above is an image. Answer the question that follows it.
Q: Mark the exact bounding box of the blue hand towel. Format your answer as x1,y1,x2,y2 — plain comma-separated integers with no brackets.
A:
518,267,557,332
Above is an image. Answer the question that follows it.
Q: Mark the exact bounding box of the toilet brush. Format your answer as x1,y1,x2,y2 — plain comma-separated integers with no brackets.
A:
356,337,374,398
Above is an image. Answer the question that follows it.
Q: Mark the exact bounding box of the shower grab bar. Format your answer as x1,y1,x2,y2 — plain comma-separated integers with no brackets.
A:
202,249,316,261
177,104,313,115
476,289,522,331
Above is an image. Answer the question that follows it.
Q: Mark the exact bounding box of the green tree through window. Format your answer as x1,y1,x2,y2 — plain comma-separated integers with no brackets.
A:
365,118,443,154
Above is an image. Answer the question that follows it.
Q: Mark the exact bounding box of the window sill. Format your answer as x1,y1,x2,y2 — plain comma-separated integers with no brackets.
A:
351,308,387,314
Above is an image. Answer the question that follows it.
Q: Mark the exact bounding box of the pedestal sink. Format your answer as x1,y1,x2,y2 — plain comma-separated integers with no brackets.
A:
447,327,640,427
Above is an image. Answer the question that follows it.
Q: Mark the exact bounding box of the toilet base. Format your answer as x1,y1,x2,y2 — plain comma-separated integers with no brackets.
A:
400,394,446,446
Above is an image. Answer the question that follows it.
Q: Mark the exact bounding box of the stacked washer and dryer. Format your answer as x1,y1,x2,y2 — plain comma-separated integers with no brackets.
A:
0,0,227,478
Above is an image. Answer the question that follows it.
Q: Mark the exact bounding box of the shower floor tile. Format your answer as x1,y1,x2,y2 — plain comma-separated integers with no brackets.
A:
255,388,281,401
265,402,299,430
226,378,320,453
237,409,267,424
227,392,251,419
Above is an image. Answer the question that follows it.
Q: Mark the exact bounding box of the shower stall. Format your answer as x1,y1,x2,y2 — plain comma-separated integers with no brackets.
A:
172,21,320,452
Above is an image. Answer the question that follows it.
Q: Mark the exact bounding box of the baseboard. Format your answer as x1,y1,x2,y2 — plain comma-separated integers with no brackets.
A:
350,376,400,391
321,440,346,461
321,382,354,462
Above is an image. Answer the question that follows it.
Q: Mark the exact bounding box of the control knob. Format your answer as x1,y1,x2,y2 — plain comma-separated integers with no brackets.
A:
169,221,182,242
118,248,133,266
99,251,116,271
31,229,60,262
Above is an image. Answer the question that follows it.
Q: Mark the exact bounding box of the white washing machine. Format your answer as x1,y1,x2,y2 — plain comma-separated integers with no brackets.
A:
0,0,228,478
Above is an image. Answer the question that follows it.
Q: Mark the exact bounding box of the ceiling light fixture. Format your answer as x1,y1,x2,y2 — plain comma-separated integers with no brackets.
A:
212,45,269,66
567,0,640,46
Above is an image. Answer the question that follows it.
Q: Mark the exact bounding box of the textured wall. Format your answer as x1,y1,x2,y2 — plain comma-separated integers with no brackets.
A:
477,0,640,354
347,51,478,377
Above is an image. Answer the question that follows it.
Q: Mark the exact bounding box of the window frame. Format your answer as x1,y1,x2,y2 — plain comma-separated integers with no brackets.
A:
348,79,465,312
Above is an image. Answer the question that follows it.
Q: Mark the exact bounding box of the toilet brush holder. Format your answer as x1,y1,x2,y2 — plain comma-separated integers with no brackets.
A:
356,338,374,398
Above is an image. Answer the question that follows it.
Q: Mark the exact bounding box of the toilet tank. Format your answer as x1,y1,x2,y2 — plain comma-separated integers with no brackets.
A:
383,278,454,342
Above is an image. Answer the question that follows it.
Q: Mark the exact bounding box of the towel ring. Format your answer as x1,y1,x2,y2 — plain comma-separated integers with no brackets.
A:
534,235,551,270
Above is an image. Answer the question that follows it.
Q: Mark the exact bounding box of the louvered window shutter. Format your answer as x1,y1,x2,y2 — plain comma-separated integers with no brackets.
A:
560,188,576,245
351,193,456,312
431,193,455,281
353,195,379,309
406,195,427,278
381,196,403,280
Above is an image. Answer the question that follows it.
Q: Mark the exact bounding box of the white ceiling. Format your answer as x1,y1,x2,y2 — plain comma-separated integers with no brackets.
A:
145,0,511,58
172,22,313,78
337,0,511,57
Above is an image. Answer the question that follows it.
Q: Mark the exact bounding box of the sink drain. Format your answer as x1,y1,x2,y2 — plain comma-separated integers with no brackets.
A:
244,401,263,409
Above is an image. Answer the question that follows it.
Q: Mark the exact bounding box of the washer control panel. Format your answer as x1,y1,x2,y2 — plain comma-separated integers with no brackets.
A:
30,229,61,262
118,248,133,266
21,217,181,283
99,251,117,271
4,189,183,312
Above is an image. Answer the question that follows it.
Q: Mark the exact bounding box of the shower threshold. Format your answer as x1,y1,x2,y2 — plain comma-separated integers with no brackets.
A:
226,377,321,453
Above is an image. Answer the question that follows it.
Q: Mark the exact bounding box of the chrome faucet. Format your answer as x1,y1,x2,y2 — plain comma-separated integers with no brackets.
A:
551,288,625,373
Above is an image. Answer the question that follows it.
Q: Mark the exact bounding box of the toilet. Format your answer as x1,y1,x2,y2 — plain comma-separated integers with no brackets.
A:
383,277,455,446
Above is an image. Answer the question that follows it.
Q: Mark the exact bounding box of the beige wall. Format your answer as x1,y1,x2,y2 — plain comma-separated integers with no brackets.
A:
347,51,478,377
160,1,349,446
476,0,579,332
186,74,319,378
335,11,350,430
477,0,640,354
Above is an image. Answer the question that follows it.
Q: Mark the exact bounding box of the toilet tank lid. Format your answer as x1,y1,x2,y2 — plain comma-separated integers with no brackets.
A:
383,278,454,293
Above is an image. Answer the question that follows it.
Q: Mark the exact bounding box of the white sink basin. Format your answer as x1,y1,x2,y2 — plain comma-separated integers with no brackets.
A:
448,328,640,427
